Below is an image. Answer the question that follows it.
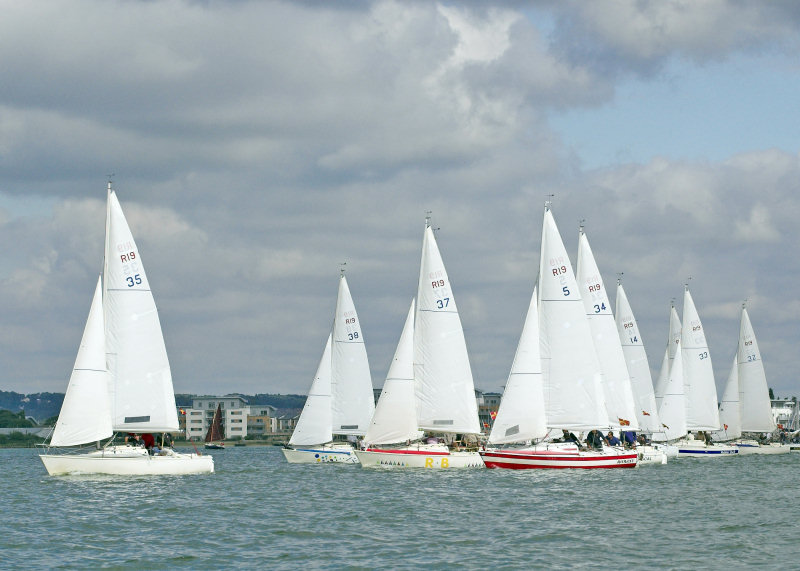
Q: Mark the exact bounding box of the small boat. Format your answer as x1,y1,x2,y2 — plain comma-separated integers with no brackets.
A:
39,183,213,476
356,218,484,469
282,271,374,464
670,286,737,457
714,304,789,454
480,205,636,469
204,404,225,449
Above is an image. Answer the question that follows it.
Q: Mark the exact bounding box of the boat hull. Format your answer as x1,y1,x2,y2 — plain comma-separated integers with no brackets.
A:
355,447,484,469
480,446,637,469
637,445,668,465
281,444,359,464
675,441,739,457
734,442,791,455
40,448,214,476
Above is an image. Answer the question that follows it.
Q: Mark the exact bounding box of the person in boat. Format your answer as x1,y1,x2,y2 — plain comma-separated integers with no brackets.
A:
606,431,621,446
585,429,604,450
125,433,142,446
141,433,156,452
162,432,174,449
561,429,580,445
622,431,637,448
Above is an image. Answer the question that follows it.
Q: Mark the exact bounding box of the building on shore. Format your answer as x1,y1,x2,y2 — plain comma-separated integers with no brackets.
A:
182,395,298,441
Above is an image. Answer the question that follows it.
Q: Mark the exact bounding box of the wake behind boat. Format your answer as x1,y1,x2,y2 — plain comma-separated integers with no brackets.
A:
39,183,213,476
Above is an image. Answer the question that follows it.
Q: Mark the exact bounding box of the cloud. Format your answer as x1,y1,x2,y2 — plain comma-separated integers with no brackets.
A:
1,1,799,400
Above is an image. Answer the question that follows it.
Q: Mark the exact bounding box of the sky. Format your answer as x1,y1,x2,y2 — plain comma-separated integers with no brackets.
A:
2,0,800,401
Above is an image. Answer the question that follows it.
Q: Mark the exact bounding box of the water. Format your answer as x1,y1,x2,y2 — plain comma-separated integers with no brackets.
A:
2,446,798,570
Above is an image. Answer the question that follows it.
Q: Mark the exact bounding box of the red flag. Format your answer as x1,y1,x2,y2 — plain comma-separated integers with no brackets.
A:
179,409,186,415
483,422,489,429
618,417,631,427
642,410,651,416
490,410,497,420
723,424,728,430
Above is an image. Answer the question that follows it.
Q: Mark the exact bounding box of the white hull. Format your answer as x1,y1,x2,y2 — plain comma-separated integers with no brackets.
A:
653,443,679,459
355,446,484,469
281,444,359,464
675,440,739,457
733,441,791,455
480,444,637,469
636,445,668,465
40,447,213,475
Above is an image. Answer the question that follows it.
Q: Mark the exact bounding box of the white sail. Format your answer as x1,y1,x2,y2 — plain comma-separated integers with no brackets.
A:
104,190,178,432
680,287,720,431
414,224,480,434
654,304,681,408
331,274,375,436
538,207,608,430
289,334,333,446
715,356,742,440
489,285,548,444
737,306,776,432
50,276,114,447
364,301,422,445
615,283,662,434
576,230,639,430
659,339,687,441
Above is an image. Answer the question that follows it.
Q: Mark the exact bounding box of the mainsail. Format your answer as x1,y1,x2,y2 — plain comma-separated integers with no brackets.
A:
680,287,721,431
576,229,639,430
414,224,480,434
538,206,608,430
331,274,375,436
104,188,178,432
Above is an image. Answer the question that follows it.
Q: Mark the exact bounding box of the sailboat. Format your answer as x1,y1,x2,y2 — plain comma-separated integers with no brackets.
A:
355,219,484,468
480,205,636,469
204,404,225,449
714,304,788,454
614,281,668,464
673,286,737,457
653,302,682,414
282,272,375,464
39,183,214,476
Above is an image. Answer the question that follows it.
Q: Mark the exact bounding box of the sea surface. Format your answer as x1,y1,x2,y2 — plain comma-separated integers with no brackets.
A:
2,446,798,570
